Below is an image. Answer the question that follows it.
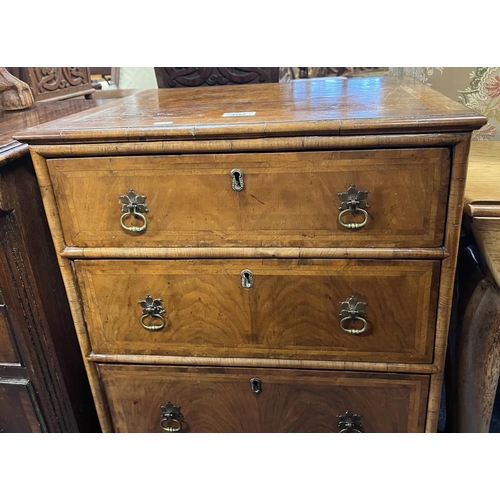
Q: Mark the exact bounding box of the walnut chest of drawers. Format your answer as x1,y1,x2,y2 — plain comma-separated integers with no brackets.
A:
16,76,486,432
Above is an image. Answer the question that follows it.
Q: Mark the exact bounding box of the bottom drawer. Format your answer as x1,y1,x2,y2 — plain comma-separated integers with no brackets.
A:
98,365,429,433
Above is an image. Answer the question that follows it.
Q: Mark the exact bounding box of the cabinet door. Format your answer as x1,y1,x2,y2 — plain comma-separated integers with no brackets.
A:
98,364,429,433
0,380,42,433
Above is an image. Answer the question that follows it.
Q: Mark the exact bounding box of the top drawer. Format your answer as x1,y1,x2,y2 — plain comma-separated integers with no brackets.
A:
47,148,450,249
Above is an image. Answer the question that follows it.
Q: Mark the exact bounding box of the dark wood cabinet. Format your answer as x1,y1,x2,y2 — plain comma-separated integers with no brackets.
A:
0,148,98,432
0,98,126,432
0,380,43,433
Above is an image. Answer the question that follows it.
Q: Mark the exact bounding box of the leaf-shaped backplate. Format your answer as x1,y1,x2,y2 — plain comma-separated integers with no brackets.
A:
160,401,182,418
339,296,367,319
119,188,149,213
337,410,362,430
139,295,166,316
337,184,370,212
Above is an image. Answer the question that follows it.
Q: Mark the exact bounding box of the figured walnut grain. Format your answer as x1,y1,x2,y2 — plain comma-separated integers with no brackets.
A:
76,259,440,364
98,364,430,433
48,148,450,249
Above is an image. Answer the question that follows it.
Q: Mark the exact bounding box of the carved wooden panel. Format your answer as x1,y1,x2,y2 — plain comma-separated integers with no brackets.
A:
154,67,280,88
8,67,94,102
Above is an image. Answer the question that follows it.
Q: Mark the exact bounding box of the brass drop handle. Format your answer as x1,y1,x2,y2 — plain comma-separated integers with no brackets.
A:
119,188,148,233
231,169,245,191
337,184,370,230
337,410,363,433
338,208,369,229
138,295,166,331
339,296,368,335
159,402,183,432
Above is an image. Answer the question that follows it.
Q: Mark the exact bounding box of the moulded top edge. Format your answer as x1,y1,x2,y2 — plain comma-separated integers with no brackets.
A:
13,77,487,144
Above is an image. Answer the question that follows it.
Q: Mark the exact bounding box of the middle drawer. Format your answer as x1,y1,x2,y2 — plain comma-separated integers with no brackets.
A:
76,259,439,363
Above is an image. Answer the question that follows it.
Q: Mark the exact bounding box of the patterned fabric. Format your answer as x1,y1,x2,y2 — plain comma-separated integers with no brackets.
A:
455,68,500,140
390,67,500,141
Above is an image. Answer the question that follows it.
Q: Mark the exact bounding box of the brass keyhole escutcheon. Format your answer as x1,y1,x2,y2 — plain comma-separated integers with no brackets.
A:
231,169,244,191
241,269,254,289
250,378,262,394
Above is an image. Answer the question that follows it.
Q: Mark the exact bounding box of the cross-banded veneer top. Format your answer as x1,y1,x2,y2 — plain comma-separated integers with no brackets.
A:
14,77,486,144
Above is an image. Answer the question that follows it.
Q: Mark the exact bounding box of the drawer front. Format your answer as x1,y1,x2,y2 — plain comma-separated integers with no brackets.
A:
49,149,450,248
77,259,440,363
98,364,429,433
0,379,42,433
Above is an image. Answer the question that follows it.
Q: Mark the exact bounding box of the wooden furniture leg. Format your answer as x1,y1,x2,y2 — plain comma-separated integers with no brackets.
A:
456,267,500,432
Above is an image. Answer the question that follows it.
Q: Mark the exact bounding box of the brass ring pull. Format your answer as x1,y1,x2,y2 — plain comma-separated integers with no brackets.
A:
119,188,148,233
337,208,369,230
139,295,166,331
337,185,370,230
160,417,183,432
339,296,368,336
340,315,367,335
160,401,183,432
120,208,148,233
140,313,166,331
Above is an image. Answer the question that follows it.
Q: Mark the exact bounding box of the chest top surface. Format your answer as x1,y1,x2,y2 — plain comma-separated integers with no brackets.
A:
14,76,486,145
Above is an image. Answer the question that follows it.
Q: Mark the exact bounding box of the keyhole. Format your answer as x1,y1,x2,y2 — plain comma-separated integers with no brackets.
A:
231,169,244,191
234,171,241,187
250,378,262,394
241,269,253,289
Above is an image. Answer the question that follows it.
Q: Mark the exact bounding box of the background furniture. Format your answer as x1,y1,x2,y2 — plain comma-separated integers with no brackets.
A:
7,67,94,102
0,68,34,111
154,67,284,88
449,142,500,432
17,76,485,432
0,96,128,432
